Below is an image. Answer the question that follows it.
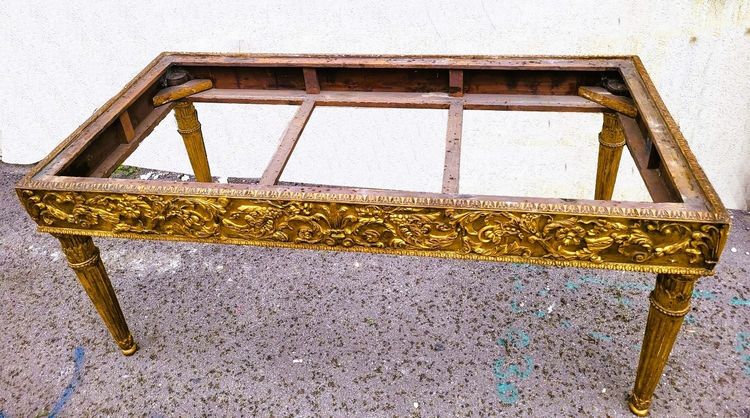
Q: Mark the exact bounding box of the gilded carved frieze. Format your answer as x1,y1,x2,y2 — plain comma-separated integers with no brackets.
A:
20,190,722,274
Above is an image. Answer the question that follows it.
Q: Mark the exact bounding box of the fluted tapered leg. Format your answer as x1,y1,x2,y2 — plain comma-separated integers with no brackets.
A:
629,273,698,416
594,112,625,200
55,234,137,356
174,101,212,182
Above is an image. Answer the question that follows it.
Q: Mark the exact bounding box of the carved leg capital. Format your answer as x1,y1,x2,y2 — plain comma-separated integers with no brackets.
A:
55,234,137,356
629,273,698,416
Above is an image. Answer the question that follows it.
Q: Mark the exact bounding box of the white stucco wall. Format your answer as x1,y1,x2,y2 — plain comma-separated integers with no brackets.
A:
1,1,748,207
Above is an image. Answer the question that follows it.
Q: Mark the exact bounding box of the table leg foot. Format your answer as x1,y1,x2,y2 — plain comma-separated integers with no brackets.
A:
54,234,137,356
629,273,698,416
120,336,138,356
628,392,650,416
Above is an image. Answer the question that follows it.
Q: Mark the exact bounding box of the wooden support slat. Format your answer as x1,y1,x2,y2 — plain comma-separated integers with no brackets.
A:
620,66,705,207
259,100,316,186
303,68,320,94
90,104,175,178
152,79,214,106
189,89,607,112
464,94,602,112
173,54,629,71
118,111,136,143
442,101,463,193
578,86,637,117
617,113,681,202
449,69,463,97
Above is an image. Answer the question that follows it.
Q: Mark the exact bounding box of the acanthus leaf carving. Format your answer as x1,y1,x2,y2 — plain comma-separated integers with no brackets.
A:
19,190,722,271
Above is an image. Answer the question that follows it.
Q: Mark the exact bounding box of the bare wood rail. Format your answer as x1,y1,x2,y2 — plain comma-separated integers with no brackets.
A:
442,101,463,193
189,89,607,112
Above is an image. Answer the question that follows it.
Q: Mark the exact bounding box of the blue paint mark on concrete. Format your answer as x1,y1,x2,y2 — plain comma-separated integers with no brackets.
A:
565,281,580,290
735,333,750,376
730,297,750,307
737,332,750,352
561,319,572,329
534,310,546,318
742,354,750,376
496,382,520,404
691,289,716,300
588,332,612,342
48,346,85,418
537,289,549,297
618,296,632,307
513,278,524,292
565,275,651,292
493,328,534,406
616,282,652,292
684,313,697,325
497,329,530,349
493,355,534,381
581,275,652,292
0,410,6,418
510,300,524,313
493,355,534,404
579,275,602,286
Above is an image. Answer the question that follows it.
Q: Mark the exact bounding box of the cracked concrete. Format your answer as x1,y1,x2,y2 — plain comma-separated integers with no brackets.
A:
0,162,748,417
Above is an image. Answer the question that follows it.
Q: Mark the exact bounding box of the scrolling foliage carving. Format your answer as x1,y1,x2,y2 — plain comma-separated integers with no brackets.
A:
20,190,721,272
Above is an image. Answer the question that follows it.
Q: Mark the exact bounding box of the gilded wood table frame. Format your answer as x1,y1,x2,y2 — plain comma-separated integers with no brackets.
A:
16,53,730,416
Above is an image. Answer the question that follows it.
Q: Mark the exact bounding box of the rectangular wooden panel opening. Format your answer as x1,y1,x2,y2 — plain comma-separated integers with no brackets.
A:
120,103,301,181
460,110,652,201
280,107,448,192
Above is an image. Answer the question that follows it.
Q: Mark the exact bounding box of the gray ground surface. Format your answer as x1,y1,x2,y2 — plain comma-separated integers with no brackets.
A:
1,162,748,417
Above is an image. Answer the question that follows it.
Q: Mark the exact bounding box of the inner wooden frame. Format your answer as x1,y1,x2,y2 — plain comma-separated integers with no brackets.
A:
17,53,730,276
